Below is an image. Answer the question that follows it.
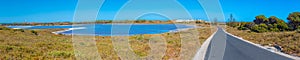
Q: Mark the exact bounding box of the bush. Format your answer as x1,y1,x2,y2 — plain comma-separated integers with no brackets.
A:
31,30,38,35
136,35,145,40
297,26,300,33
238,26,248,30
0,26,10,30
244,23,255,28
287,12,300,29
254,15,268,24
228,23,239,27
297,30,300,33
48,51,73,57
270,28,280,32
258,24,268,28
251,25,268,33
276,22,289,31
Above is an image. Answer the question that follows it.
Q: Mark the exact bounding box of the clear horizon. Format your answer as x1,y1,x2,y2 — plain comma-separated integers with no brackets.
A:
0,0,300,23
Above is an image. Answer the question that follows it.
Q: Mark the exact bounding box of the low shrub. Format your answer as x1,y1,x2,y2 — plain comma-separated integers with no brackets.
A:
48,51,73,57
4,45,18,51
238,26,248,30
270,28,280,32
136,35,145,41
0,26,10,30
297,26,300,33
251,25,268,33
31,30,38,35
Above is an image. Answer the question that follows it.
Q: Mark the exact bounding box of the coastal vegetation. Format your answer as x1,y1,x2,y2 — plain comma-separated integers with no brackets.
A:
0,27,74,59
227,12,300,33
226,12,300,56
0,23,215,59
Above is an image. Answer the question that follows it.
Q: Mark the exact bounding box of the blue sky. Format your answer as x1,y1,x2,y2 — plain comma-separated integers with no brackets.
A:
0,0,299,23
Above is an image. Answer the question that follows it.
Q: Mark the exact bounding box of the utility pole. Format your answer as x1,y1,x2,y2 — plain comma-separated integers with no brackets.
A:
228,14,236,27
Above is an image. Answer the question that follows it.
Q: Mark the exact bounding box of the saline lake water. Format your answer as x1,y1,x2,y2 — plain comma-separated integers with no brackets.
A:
7,24,195,36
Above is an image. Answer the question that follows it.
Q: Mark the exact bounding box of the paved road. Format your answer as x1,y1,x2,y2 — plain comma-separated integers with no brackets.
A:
203,27,294,60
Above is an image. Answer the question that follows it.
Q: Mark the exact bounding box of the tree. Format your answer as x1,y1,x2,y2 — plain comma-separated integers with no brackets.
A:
254,15,268,24
229,14,236,23
269,16,280,24
287,12,300,30
268,16,289,31
213,18,218,25
227,14,238,27
135,20,147,23
276,21,289,31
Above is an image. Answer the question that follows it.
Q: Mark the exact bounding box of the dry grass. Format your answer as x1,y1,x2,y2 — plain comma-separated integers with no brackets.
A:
0,25,215,60
226,27,300,56
95,26,215,60
0,28,74,59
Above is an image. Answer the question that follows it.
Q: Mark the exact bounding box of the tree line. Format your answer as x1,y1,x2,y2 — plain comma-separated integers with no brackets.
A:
227,12,300,33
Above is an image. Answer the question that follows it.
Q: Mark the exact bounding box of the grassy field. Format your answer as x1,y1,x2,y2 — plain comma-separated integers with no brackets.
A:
0,26,74,59
0,25,215,60
226,27,300,56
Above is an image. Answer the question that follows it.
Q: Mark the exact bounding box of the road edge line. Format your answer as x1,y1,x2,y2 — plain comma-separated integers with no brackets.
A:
193,27,218,60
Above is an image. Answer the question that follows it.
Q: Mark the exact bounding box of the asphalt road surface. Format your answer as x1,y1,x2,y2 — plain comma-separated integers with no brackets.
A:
203,27,294,60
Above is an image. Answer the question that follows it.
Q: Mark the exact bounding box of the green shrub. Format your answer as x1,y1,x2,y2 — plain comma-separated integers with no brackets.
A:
136,35,144,40
258,24,268,28
238,26,248,30
270,28,280,32
227,22,239,27
287,12,300,30
31,30,38,35
251,25,268,33
276,22,289,31
48,51,73,57
4,45,18,51
297,26,300,33
0,26,10,30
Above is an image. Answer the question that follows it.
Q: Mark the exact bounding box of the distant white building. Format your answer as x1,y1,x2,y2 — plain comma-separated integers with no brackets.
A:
174,19,205,23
